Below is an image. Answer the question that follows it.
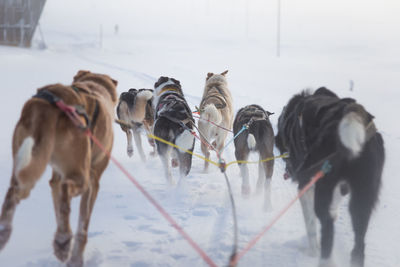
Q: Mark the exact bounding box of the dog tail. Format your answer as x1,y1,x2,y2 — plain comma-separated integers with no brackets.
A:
338,111,366,158
12,100,58,184
202,104,222,124
247,134,256,150
14,137,35,176
131,90,153,123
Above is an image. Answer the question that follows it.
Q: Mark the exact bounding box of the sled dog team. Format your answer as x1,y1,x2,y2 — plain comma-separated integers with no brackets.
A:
0,70,384,267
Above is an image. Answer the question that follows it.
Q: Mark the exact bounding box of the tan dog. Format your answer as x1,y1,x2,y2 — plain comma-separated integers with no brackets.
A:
116,88,155,161
198,70,233,171
0,70,118,267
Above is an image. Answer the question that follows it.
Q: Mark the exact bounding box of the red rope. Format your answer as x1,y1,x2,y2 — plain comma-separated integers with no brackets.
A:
229,170,326,266
193,114,233,133
190,129,222,159
84,129,218,267
55,99,328,267
55,101,83,128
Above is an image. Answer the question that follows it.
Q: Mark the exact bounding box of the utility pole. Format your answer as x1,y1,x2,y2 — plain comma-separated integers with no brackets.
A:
245,0,249,38
277,0,281,57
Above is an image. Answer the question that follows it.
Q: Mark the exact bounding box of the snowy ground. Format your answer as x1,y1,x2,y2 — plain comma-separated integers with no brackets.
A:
0,0,399,266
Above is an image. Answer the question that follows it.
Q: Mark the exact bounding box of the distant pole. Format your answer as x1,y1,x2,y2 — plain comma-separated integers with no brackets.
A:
37,23,47,49
245,0,249,38
277,0,281,57
99,24,103,49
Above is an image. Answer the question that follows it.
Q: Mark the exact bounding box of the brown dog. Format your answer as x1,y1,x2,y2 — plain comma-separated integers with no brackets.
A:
0,70,118,267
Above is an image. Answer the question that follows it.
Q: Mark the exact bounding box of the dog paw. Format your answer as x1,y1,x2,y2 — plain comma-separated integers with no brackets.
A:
53,233,72,262
306,244,319,257
171,158,179,168
256,186,263,195
67,257,83,267
127,147,134,157
318,258,337,267
241,186,251,198
0,223,12,251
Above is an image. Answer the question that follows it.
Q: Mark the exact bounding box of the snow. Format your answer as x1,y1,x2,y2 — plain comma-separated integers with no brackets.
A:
0,0,399,266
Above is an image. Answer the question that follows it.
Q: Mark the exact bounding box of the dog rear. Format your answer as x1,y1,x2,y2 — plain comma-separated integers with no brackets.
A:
275,87,384,267
117,88,155,160
198,70,233,171
153,76,195,184
233,105,275,210
0,70,118,266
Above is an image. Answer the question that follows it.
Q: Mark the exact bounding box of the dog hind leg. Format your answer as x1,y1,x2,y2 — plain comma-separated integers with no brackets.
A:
51,174,73,262
235,146,250,197
0,113,56,251
299,185,319,257
68,157,107,267
144,123,156,156
125,128,134,157
200,141,210,172
314,181,336,264
258,150,274,211
133,127,146,162
348,175,379,267
177,150,193,178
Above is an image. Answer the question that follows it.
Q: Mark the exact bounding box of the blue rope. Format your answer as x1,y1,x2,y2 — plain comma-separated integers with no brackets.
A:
221,124,248,154
321,160,332,174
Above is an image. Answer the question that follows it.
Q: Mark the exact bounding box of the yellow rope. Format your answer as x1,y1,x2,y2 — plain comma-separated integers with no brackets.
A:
148,134,220,167
116,119,289,170
225,153,289,169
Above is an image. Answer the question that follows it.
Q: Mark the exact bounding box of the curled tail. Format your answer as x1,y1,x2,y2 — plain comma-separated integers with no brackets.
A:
202,104,222,124
132,90,153,122
338,112,366,158
247,134,256,150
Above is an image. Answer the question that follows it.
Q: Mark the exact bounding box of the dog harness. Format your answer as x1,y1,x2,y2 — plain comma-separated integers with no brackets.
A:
155,92,194,127
33,87,100,131
235,104,274,127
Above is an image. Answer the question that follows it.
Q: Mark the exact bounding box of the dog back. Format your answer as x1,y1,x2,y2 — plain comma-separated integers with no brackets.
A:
276,87,381,184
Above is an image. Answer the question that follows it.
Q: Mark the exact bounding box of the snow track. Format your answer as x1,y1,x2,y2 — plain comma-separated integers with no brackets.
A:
0,0,399,266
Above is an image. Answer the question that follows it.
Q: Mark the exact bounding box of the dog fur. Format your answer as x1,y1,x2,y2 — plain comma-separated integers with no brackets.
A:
153,76,195,184
116,88,155,161
198,70,233,171
233,105,275,209
275,87,384,267
0,70,118,267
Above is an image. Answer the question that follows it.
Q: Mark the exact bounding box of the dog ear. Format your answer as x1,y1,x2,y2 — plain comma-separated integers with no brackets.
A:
221,70,228,76
206,72,214,80
128,88,138,93
267,111,275,116
73,70,90,82
111,78,118,87
154,76,168,89
171,78,181,88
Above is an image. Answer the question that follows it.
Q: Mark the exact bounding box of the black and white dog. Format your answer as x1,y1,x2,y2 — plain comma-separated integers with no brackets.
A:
233,105,275,209
153,76,195,184
275,87,384,267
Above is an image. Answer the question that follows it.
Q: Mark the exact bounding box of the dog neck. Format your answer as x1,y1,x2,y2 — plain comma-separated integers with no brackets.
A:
157,87,179,96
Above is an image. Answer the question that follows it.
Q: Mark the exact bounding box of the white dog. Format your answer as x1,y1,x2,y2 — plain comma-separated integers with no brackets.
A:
198,70,233,171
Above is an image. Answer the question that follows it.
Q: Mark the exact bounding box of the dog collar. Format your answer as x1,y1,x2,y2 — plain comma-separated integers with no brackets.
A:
157,87,178,96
